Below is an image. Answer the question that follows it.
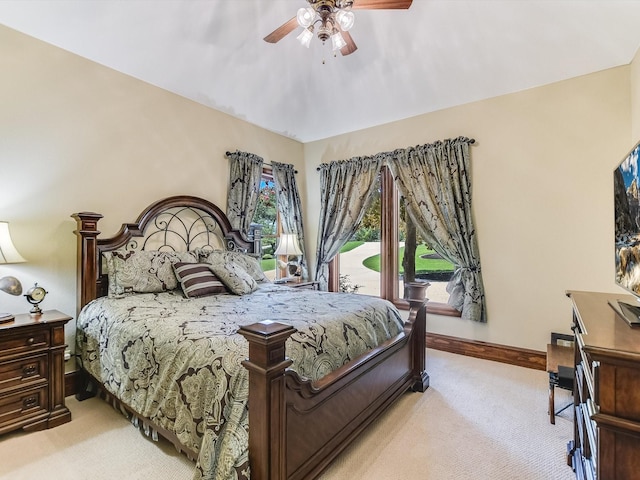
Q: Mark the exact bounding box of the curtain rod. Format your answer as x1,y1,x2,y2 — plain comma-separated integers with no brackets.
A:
314,137,477,171
225,152,298,174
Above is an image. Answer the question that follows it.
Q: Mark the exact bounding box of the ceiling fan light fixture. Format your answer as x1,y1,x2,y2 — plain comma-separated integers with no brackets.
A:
335,10,355,31
297,27,314,48
330,31,347,51
297,7,316,28
266,0,412,57
317,22,332,43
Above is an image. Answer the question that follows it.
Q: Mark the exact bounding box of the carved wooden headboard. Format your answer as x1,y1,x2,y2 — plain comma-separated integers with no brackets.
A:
72,195,261,312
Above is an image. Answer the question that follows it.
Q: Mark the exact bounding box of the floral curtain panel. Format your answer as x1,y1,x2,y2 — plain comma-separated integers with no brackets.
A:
271,161,309,280
315,156,384,290
225,151,264,236
385,137,486,322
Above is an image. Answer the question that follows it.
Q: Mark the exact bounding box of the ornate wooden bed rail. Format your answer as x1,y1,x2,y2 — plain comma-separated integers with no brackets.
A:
239,283,428,480
72,195,428,480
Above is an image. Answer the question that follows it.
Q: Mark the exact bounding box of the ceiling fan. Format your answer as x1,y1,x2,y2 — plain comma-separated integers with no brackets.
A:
264,0,413,56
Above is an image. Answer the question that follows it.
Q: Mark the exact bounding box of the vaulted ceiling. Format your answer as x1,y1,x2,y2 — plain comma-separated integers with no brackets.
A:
2,1,640,142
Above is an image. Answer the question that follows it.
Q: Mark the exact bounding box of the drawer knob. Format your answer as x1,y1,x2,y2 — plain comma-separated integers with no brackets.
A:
22,364,37,377
22,395,38,409
26,337,35,345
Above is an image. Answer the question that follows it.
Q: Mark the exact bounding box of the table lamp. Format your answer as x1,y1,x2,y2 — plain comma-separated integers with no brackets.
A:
274,233,302,281
0,222,26,323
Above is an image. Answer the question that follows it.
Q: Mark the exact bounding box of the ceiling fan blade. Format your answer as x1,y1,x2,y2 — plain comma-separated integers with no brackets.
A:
352,0,413,9
340,31,358,56
264,16,298,43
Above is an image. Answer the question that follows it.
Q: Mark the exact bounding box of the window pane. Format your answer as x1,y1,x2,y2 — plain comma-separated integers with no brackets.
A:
254,177,277,280
335,169,455,309
339,174,381,296
399,195,453,303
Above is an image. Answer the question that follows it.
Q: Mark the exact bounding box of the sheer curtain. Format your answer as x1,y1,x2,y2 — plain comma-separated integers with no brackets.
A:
315,156,383,290
271,161,308,280
385,137,486,322
225,151,264,235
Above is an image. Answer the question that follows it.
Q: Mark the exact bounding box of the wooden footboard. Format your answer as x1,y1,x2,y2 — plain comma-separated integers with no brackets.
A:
239,283,428,480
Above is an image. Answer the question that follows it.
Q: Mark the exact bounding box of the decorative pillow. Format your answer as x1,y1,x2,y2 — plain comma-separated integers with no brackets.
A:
199,249,269,283
206,256,258,295
173,262,228,298
104,250,199,297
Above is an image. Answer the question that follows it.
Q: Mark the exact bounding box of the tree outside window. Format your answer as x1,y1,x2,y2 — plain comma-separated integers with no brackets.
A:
337,167,457,314
253,172,278,279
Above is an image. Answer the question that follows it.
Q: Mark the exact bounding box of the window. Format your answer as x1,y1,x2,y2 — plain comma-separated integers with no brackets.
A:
253,168,278,280
336,167,459,315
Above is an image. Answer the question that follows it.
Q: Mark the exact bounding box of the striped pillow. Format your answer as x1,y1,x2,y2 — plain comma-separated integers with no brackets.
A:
173,262,228,298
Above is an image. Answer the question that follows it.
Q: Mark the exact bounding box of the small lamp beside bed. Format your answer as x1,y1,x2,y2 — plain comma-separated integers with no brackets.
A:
274,233,302,282
0,222,26,323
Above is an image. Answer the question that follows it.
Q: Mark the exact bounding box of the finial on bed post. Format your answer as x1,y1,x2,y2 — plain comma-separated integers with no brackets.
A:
238,320,296,480
405,282,430,392
71,212,103,314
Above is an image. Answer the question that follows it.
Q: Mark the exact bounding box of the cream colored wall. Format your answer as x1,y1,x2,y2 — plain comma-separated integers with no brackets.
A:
303,66,632,351
2,23,636,356
0,26,304,350
631,46,640,140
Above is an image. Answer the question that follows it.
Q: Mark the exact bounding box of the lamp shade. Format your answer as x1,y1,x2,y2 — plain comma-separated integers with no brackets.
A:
335,10,355,31
331,31,347,51
297,27,313,48
0,222,25,264
274,234,302,256
296,7,316,28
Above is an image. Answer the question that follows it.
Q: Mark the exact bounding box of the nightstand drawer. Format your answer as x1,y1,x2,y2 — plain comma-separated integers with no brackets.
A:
0,329,49,359
0,354,48,392
0,385,49,431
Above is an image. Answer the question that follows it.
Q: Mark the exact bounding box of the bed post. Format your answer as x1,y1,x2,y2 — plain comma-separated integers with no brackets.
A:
406,282,429,392
71,212,103,313
238,321,296,480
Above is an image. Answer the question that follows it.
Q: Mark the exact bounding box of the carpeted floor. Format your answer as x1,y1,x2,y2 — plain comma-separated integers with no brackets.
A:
0,350,575,480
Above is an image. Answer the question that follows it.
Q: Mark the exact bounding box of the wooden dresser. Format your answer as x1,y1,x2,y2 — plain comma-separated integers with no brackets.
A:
0,310,72,434
567,291,640,480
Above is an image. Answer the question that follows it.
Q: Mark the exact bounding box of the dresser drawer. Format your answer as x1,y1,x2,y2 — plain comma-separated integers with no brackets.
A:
0,353,48,393
0,328,49,359
0,385,49,432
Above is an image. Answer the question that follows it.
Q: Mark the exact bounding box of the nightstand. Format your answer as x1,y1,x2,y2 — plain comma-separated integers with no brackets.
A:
0,310,72,434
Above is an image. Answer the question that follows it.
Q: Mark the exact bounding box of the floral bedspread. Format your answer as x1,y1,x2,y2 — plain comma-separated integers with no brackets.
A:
76,283,404,480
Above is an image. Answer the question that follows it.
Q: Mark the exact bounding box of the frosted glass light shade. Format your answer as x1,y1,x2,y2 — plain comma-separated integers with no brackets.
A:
331,31,346,51
297,28,314,48
297,7,316,27
335,10,355,31
274,234,302,256
0,222,25,264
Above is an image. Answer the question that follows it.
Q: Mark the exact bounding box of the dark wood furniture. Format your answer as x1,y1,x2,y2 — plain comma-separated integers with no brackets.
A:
567,290,640,480
72,195,428,480
546,332,574,425
0,310,72,434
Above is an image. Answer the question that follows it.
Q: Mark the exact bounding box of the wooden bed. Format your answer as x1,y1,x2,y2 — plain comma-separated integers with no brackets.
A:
72,195,428,480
